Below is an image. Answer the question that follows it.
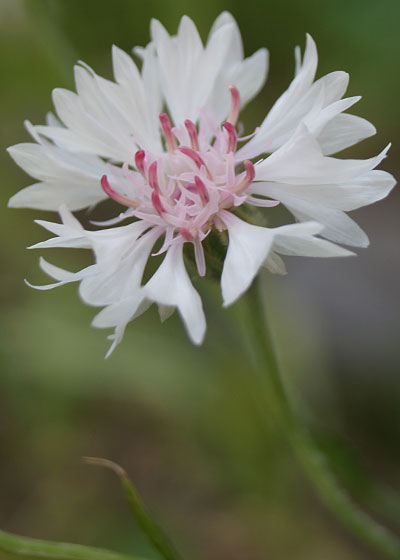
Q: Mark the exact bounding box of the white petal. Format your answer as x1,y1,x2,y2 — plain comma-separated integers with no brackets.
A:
198,23,237,116
263,221,354,273
208,11,243,60
8,139,109,211
93,297,151,358
8,180,105,212
92,294,147,329
271,221,355,257
274,33,319,114
205,12,268,121
230,49,269,106
152,17,234,125
251,185,371,247
252,169,396,213
79,226,159,306
86,220,150,266
7,142,107,181
158,304,175,322
318,113,376,155
144,243,206,344
304,95,361,138
134,42,163,136
220,211,275,306
262,251,287,275
255,125,390,185
236,33,363,160
316,70,349,106
288,203,370,247
112,43,142,84
109,46,161,151
151,16,204,124
46,112,63,127
40,256,94,282
36,78,151,160
251,158,395,248
74,64,133,136
29,233,90,250
51,88,135,161
30,206,90,249
237,71,326,159
26,257,94,290
209,48,269,124
151,14,267,125
253,34,318,137
37,55,160,159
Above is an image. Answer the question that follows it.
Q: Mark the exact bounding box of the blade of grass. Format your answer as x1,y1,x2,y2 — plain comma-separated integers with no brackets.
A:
83,458,183,560
0,529,147,560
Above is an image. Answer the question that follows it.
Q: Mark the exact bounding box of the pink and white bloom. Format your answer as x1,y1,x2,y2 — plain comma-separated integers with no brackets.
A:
8,13,395,355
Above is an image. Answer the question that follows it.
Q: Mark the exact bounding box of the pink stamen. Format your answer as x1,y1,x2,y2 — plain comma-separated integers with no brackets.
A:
178,146,208,173
180,227,195,242
99,84,279,256
159,113,177,153
185,182,197,193
151,190,165,216
243,160,255,183
232,160,255,194
227,85,241,126
148,161,159,191
173,188,182,201
194,176,210,204
184,119,200,151
100,175,138,208
135,150,146,176
222,122,237,152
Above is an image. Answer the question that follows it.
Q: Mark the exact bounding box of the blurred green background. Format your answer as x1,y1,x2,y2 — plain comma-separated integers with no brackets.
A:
1,0,399,558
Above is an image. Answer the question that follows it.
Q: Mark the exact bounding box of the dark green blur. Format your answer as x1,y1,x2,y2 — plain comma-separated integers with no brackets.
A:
1,1,399,558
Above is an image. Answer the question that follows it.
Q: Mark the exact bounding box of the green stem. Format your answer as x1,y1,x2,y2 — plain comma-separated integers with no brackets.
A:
0,529,146,560
246,278,400,560
83,458,183,560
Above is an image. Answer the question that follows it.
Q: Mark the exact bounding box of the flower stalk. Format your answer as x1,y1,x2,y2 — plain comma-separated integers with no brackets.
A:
245,277,400,560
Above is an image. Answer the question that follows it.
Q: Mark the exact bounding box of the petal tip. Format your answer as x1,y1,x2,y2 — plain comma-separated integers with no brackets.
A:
189,326,206,346
7,194,20,208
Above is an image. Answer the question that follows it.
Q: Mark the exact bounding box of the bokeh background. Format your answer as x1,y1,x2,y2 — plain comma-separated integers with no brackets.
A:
1,0,399,559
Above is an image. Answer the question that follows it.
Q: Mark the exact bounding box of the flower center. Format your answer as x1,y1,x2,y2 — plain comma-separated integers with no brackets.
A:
100,87,277,276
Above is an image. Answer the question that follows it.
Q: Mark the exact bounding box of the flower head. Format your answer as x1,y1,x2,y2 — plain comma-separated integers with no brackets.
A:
8,13,395,355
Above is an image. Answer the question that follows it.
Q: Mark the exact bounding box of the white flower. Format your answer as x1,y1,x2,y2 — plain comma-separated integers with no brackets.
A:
8,13,395,355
